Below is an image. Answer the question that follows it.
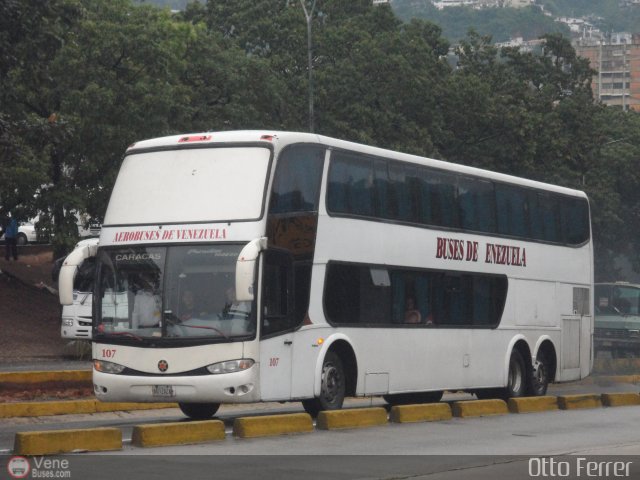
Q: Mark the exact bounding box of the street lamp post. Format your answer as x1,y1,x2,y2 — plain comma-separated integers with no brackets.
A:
300,0,317,133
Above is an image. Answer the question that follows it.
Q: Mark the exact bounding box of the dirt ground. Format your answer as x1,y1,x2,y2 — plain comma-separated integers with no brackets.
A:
0,245,96,401
0,245,69,364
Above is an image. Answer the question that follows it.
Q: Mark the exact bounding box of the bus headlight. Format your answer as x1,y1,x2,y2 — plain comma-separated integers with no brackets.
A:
206,359,254,375
94,360,126,374
62,318,74,326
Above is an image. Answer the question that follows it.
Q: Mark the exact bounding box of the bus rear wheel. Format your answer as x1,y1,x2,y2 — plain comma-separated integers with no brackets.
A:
504,349,527,398
477,349,528,400
529,351,550,396
383,391,443,406
178,402,220,419
302,351,345,417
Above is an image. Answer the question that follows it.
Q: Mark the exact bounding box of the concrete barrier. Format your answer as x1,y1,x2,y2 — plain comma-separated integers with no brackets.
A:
508,396,559,413
601,392,640,407
390,403,452,423
132,420,225,447
451,399,509,418
316,407,388,430
14,428,121,455
233,413,313,438
0,399,177,418
557,394,602,410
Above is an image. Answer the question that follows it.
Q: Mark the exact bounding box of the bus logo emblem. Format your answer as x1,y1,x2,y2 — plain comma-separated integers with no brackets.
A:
158,360,169,372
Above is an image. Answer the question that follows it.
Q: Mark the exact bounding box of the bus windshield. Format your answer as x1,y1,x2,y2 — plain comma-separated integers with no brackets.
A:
103,147,271,225
95,244,255,342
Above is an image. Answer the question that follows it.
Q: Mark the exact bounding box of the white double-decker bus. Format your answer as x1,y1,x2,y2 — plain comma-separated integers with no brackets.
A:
59,131,593,419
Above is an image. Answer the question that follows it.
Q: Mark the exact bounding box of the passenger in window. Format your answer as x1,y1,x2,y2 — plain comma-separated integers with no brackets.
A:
404,296,421,324
180,289,199,321
131,273,161,328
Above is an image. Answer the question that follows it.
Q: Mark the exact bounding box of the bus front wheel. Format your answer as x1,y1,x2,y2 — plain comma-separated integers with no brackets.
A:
178,402,220,419
302,351,345,417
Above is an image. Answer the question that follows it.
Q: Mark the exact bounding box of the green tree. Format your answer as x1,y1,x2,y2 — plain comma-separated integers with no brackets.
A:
0,0,83,242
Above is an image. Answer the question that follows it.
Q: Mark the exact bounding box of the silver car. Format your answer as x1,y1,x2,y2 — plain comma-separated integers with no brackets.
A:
1,221,37,245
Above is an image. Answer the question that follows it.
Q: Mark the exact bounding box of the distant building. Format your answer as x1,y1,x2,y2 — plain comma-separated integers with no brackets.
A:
494,36,544,53
574,33,640,111
432,0,478,8
431,0,533,8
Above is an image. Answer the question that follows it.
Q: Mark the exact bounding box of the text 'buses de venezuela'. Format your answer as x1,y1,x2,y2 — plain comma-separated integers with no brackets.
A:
58,131,593,419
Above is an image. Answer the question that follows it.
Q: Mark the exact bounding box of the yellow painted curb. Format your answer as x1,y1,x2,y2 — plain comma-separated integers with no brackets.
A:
0,400,97,418
601,392,640,407
390,403,452,423
451,399,508,418
132,420,225,447
557,394,602,410
508,396,559,413
316,407,388,430
0,399,177,418
0,370,91,384
14,428,121,455
233,413,313,438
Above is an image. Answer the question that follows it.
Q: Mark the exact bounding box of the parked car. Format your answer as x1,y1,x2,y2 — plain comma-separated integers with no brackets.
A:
594,282,640,358
0,221,37,245
60,238,98,340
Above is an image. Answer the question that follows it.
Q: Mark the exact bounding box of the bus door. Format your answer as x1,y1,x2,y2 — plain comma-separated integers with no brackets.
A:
258,249,295,401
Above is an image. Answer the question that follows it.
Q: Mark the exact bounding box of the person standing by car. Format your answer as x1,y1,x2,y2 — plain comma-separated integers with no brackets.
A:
3,214,18,261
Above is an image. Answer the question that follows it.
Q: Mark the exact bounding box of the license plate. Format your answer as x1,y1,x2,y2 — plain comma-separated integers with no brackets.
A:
602,341,612,347
151,385,175,397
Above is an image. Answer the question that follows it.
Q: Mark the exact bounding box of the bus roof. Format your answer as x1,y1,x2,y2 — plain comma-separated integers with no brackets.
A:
127,130,587,199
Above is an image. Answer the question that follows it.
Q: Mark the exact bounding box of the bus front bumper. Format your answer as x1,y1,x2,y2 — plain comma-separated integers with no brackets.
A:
92,365,260,404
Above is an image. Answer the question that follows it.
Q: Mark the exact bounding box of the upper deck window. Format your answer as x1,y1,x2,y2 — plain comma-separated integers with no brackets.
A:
326,150,590,246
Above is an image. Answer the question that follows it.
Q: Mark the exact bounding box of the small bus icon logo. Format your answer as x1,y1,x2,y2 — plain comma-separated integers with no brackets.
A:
7,456,30,479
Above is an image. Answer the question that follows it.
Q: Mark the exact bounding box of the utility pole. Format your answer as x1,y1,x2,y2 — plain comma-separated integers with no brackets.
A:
300,0,317,133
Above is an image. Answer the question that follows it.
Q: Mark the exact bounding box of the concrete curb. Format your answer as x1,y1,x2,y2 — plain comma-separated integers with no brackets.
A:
233,413,313,438
390,403,452,423
508,396,559,413
601,392,640,407
452,399,509,417
0,399,177,418
14,428,122,455
558,394,603,410
316,407,388,430
0,370,91,384
9,395,640,454
132,420,225,447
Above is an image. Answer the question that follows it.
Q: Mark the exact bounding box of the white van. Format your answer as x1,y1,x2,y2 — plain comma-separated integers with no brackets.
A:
60,238,98,339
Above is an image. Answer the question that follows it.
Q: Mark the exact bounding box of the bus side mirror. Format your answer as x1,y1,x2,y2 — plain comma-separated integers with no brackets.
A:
59,243,98,305
236,237,267,302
